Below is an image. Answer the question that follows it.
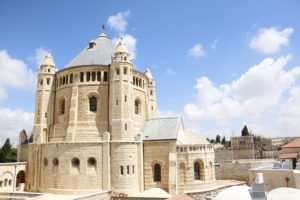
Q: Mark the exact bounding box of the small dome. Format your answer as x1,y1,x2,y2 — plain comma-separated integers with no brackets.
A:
65,31,116,68
116,37,129,54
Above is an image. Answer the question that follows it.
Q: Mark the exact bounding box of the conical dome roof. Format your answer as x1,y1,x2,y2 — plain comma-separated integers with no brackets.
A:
65,31,116,68
41,51,55,67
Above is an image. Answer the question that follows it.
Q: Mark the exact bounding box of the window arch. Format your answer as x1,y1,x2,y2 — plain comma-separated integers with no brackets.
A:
71,158,80,167
194,162,200,180
135,99,141,115
59,99,65,115
89,96,97,112
87,157,96,166
53,158,59,166
153,163,161,182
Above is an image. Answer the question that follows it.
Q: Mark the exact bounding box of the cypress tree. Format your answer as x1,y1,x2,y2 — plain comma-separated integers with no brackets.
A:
241,125,250,136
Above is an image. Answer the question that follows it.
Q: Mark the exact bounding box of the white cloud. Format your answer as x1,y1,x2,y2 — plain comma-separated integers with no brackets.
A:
188,43,205,57
112,34,137,59
28,47,48,67
183,55,300,137
210,39,218,49
249,27,293,54
0,107,34,144
166,68,175,75
108,11,137,60
0,50,36,100
107,10,130,33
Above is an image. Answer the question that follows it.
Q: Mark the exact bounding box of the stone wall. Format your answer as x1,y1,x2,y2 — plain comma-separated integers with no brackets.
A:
249,169,300,191
215,159,274,184
214,148,233,163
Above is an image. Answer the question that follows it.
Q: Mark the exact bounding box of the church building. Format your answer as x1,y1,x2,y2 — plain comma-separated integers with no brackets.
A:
18,28,215,196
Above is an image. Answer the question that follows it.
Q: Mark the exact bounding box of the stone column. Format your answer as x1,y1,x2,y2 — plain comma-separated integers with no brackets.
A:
102,132,111,190
168,142,178,195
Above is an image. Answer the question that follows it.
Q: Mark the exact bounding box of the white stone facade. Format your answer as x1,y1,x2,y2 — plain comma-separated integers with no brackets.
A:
17,29,215,196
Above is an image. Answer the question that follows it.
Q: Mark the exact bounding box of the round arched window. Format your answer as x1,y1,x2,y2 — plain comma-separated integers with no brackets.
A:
72,158,80,167
44,158,48,166
87,157,96,166
53,158,59,166
89,96,97,112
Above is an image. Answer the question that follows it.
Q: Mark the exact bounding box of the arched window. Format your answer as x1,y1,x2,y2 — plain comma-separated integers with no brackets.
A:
88,157,96,166
72,158,80,167
135,99,141,115
194,162,200,180
59,99,65,115
89,97,97,112
53,158,59,166
120,166,124,175
154,164,161,182
92,72,96,81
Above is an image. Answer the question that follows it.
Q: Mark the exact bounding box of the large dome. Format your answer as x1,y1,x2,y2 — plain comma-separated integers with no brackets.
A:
65,32,116,68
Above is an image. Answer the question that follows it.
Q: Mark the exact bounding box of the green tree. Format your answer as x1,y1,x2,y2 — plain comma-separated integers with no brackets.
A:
221,136,226,145
0,139,17,163
241,125,250,136
216,134,221,143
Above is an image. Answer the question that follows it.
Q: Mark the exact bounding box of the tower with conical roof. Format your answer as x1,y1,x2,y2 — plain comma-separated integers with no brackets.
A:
110,37,134,140
33,51,57,143
145,67,157,119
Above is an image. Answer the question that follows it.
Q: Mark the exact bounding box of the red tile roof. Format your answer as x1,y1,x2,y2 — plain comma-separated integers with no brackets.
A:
282,138,300,148
167,194,196,200
279,153,299,159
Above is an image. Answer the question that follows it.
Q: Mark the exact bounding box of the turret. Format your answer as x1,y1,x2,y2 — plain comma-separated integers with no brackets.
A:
145,67,157,119
109,37,134,140
33,51,57,143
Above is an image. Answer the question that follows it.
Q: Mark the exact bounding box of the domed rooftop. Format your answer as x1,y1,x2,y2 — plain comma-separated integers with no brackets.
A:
65,29,116,68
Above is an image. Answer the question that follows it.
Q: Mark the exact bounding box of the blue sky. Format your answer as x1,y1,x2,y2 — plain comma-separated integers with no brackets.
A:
0,0,300,143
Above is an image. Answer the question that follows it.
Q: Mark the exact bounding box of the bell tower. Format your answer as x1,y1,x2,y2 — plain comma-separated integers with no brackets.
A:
33,51,57,143
145,68,157,119
109,38,134,140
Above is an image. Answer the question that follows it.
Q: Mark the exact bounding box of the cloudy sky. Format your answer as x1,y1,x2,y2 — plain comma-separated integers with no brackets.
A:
0,0,300,144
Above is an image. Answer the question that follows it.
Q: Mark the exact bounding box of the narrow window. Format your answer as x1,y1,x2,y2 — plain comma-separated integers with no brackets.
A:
44,158,48,166
87,72,91,81
124,56,127,61
151,106,154,111
89,96,97,112
92,72,96,81
116,68,120,75
66,75,68,84
70,73,73,84
45,112,47,118
47,78,50,85
53,158,59,166
88,157,96,166
4,179,7,186
80,72,84,82
59,77,62,86
8,180,11,186
59,99,65,115
125,123,127,131
194,162,200,180
125,95,127,102
135,99,140,115
127,166,130,174
132,165,135,174
97,72,101,81
143,80,144,88
40,79,43,85
120,166,124,175
48,69,50,73
133,77,135,85
154,164,161,182
72,158,80,167
0,181,2,187
124,67,127,75
150,90,153,95
104,72,108,82
116,99,118,105
63,76,65,85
